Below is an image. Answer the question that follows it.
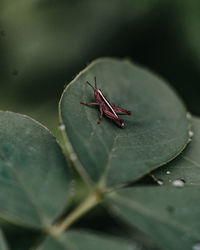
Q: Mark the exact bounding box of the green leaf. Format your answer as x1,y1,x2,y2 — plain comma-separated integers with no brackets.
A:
178,1,200,67
0,229,9,250
0,0,160,91
2,224,42,250
59,58,190,188
37,230,138,250
152,117,200,186
0,111,71,229
106,186,200,250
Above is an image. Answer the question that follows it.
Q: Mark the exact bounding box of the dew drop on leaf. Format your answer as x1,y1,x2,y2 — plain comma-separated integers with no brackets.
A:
157,179,164,185
59,124,66,131
193,243,200,250
70,152,77,161
189,130,194,137
172,179,185,187
186,112,192,120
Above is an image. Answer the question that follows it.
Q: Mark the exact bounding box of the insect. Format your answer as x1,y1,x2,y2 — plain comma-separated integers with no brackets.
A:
80,77,131,128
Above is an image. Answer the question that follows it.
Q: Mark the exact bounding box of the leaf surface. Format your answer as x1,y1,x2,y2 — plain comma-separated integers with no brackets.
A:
60,58,190,187
106,186,200,250
0,111,71,229
152,117,200,186
37,230,138,250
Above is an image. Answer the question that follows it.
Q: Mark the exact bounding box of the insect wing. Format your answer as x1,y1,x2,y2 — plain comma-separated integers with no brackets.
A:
98,90,118,117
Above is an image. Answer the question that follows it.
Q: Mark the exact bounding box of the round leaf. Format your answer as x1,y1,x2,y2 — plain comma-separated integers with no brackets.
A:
59,58,190,187
37,230,138,250
0,111,71,229
106,187,200,250
152,117,200,186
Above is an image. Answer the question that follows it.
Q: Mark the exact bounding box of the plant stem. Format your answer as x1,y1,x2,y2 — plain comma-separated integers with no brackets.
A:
48,190,102,236
59,125,93,186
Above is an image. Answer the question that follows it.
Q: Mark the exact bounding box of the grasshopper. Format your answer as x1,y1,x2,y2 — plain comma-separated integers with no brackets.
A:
80,77,131,128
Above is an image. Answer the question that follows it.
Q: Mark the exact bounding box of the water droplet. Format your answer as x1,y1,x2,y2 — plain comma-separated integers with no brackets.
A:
90,132,94,136
188,138,192,143
193,243,200,250
189,130,194,137
70,153,77,161
186,112,192,120
166,171,171,175
157,179,163,185
58,124,65,131
172,179,185,187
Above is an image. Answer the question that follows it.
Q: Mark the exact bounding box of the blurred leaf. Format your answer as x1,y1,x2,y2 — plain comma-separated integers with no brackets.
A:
152,117,200,186
2,225,41,250
106,186,200,250
177,1,200,67
0,229,9,250
0,111,71,229
37,230,139,250
0,0,160,92
59,58,190,188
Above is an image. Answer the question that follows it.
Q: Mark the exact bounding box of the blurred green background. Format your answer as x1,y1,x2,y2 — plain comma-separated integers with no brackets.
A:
1,0,200,138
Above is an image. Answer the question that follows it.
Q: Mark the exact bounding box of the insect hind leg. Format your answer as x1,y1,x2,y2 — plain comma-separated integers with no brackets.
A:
97,105,103,124
104,110,125,128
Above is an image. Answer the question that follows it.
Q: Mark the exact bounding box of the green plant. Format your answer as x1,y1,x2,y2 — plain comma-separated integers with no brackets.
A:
0,58,199,250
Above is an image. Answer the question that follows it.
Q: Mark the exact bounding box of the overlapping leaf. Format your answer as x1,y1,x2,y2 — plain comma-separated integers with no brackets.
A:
106,186,200,250
152,117,200,186
59,58,190,188
37,230,139,250
0,111,71,229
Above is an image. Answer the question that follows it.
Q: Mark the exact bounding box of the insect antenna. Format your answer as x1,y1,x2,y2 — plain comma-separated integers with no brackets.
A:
86,81,95,90
94,76,97,89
